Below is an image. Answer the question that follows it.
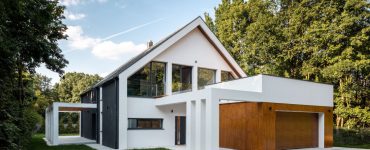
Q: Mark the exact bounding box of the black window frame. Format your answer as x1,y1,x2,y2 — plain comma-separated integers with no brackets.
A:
127,118,164,130
127,61,166,98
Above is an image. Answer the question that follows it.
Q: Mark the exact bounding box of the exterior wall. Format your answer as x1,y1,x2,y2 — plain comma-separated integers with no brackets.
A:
127,97,186,148
220,102,333,150
153,28,235,75
207,75,333,107
261,75,333,107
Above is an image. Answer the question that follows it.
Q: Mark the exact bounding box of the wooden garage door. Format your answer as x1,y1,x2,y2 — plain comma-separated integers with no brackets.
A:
276,112,318,150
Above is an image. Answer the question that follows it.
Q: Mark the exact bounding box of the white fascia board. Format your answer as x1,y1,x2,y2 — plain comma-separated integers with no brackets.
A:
53,102,97,109
155,89,213,106
261,75,333,107
197,21,247,78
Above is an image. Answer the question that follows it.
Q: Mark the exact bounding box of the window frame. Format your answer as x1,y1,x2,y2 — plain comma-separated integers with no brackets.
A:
127,118,164,130
172,64,193,93
127,61,167,98
197,67,216,89
221,70,235,82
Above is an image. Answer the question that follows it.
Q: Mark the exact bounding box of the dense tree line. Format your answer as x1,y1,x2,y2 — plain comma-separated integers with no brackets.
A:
0,0,102,149
205,0,370,129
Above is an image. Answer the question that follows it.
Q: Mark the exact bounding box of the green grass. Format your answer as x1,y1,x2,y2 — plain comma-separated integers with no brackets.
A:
28,134,93,150
335,144,370,149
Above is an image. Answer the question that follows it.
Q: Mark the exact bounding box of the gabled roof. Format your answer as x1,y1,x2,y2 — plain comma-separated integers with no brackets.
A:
81,16,246,95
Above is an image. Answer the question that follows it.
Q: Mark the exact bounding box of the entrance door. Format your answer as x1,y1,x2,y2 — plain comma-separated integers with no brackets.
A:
175,116,186,145
276,112,319,150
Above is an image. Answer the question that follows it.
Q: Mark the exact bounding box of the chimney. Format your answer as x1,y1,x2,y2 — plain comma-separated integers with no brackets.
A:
147,40,153,48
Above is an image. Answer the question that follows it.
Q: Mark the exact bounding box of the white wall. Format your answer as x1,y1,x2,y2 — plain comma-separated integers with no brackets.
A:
206,74,333,107
206,75,263,92
127,97,186,148
261,75,333,107
153,28,234,74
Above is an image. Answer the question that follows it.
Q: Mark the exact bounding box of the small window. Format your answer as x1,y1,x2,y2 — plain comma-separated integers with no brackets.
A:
198,68,216,89
221,71,234,81
128,118,163,129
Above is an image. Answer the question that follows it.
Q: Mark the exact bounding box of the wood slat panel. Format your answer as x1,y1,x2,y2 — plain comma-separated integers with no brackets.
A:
275,112,318,150
219,102,333,150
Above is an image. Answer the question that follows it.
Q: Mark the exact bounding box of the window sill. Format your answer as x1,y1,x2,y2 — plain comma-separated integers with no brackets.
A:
127,128,164,130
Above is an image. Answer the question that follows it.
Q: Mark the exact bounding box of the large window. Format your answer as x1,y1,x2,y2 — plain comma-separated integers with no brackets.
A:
221,71,234,81
172,64,192,93
127,62,166,97
128,118,163,129
198,68,216,89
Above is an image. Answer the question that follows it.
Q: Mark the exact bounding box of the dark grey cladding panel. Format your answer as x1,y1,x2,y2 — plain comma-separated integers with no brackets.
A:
81,108,97,140
102,79,119,149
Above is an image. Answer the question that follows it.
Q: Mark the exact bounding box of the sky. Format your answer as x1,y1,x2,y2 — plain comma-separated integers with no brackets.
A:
36,0,221,84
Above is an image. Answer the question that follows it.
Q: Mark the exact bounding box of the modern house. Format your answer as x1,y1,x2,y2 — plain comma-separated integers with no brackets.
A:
45,17,333,150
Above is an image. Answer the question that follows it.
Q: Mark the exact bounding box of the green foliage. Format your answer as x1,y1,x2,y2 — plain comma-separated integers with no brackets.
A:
334,128,370,147
206,0,370,129
0,0,68,149
55,72,102,103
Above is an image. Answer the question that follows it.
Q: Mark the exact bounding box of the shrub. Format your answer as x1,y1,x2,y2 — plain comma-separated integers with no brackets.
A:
334,128,370,146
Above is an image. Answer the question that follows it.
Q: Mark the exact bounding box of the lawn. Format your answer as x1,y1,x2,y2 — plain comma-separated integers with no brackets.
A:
28,134,93,150
28,134,170,150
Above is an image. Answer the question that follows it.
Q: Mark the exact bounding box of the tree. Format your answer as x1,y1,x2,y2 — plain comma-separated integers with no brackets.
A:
55,72,102,103
32,74,57,115
0,0,68,149
206,0,370,128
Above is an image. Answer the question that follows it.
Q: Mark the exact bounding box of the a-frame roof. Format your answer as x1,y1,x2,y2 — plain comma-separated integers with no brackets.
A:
83,16,246,94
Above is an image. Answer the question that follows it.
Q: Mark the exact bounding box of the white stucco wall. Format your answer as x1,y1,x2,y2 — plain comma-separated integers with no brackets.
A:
206,75,263,92
153,28,234,74
206,74,333,107
261,75,333,107
127,97,186,148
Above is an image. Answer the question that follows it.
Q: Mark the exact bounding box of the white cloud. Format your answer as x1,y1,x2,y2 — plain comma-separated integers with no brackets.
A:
92,41,146,60
59,0,108,6
59,0,83,6
64,26,146,60
65,11,86,20
65,26,100,50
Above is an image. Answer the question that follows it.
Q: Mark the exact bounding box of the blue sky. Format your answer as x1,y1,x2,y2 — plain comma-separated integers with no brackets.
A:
37,0,221,84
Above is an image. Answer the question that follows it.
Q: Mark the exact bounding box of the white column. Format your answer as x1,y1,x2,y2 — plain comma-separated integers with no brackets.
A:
118,75,128,149
216,69,221,83
52,103,59,145
99,87,103,144
205,96,219,149
165,62,172,96
195,99,206,150
318,113,325,148
186,100,196,150
192,66,198,91
45,108,48,141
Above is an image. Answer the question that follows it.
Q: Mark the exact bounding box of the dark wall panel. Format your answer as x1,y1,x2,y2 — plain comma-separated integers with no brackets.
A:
81,108,97,140
102,79,118,149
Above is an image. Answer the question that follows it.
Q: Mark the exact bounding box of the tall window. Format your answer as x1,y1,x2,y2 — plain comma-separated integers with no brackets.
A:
172,64,192,93
127,62,166,97
221,71,234,81
128,118,163,129
198,68,216,89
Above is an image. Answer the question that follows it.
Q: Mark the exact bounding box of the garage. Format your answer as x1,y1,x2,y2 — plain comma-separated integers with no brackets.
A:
275,112,318,150
220,102,332,150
